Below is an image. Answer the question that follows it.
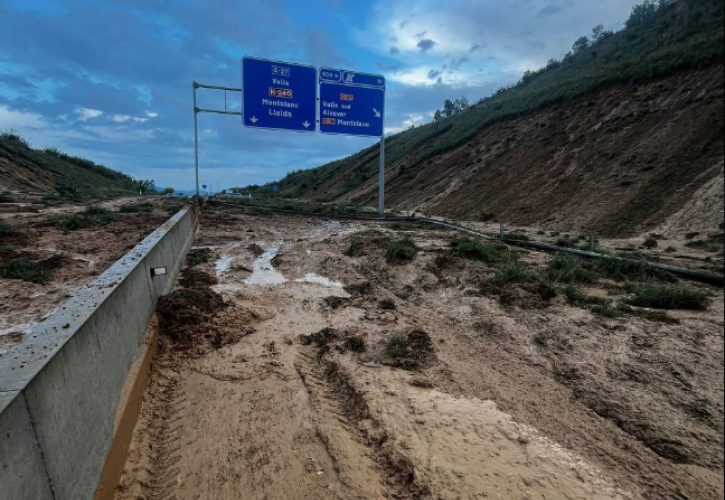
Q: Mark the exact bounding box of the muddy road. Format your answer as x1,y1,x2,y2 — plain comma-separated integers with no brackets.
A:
115,206,724,500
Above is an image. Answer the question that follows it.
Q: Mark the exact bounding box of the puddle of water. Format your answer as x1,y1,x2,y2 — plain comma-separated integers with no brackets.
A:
215,256,233,276
245,248,287,287
295,273,344,288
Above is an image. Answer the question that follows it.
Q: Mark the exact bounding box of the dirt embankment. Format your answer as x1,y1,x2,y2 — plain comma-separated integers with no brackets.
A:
305,64,724,238
0,198,185,352
114,207,723,500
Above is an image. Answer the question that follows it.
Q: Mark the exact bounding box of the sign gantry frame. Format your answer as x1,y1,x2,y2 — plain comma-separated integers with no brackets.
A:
193,58,387,216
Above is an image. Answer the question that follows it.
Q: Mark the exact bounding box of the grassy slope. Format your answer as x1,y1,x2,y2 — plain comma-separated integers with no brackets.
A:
246,0,724,201
0,133,139,202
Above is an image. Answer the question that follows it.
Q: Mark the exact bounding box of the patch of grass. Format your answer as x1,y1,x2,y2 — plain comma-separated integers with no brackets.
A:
324,296,348,309
533,333,549,347
43,206,115,231
643,238,659,249
119,202,153,214
489,254,534,286
0,194,15,203
624,283,710,310
379,298,397,310
590,303,625,318
386,335,410,358
389,222,418,231
547,254,596,284
594,257,671,282
564,285,608,307
0,221,14,237
450,238,506,264
386,237,418,263
0,244,18,252
1,256,63,283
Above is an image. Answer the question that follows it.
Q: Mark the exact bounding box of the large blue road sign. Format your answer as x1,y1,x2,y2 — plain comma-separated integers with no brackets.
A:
242,57,317,133
319,68,385,138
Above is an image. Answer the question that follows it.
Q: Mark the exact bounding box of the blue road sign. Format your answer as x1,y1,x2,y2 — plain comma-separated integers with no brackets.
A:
272,184,280,193
319,68,385,138
242,57,317,133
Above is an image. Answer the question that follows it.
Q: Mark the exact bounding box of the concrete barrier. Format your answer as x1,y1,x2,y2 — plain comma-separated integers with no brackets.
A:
0,206,198,499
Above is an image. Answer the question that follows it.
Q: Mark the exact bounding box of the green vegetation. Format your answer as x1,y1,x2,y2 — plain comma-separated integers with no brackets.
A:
506,232,531,241
246,0,724,202
386,238,418,263
386,335,410,358
490,254,534,286
534,332,549,347
593,256,672,281
119,202,154,214
0,193,15,203
0,220,14,237
450,238,506,264
0,132,153,202
624,283,710,310
547,254,596,284
643,237,659,249
1,256,63,283
44,206,115,231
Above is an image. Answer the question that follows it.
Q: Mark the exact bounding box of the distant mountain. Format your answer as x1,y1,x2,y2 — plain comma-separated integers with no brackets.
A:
245,0,724,237
0,133,148,202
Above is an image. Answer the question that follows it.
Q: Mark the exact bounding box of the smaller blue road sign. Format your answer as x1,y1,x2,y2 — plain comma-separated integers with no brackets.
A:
319,68,385,138
242,57,317,133
272,184,280,193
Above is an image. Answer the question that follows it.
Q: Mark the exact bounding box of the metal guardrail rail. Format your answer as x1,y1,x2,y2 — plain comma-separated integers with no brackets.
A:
207,200,724,287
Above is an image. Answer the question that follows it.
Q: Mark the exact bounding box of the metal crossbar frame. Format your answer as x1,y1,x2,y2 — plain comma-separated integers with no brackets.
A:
193,81,242,196
192,79,386,215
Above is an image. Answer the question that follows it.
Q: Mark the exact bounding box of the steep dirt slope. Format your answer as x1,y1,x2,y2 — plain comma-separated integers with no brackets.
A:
305,64,724,237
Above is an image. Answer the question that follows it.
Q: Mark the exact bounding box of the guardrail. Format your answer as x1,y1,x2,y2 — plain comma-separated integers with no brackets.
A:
208,200,724,286
0,206,198,500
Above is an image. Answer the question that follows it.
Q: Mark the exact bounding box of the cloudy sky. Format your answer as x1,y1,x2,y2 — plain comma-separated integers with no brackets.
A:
0,0,641,191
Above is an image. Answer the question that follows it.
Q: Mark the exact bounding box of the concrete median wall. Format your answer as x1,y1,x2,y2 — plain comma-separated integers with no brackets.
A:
0,206,198,499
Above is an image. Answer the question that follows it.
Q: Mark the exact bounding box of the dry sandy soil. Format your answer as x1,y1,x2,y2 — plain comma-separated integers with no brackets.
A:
0,197,185,355
115,206,723,500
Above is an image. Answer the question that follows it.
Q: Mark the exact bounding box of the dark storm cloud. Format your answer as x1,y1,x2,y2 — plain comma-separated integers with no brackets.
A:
417,39,437,52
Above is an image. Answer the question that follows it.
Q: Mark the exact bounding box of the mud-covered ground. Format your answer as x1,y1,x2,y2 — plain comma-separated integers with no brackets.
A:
0,197,185,355
116,206,723,500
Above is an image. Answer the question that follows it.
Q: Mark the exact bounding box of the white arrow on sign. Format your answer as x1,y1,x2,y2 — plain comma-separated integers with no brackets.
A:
250,116,259,124
373,108,382,119
303,121,311,128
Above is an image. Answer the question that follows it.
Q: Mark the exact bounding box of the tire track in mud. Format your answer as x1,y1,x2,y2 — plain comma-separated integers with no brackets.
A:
295,346,432,499
146,372,186,500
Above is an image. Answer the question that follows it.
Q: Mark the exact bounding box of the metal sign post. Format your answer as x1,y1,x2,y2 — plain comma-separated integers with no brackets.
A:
193,60,387,213
379,136,385,216
192,81,243,197
318,68,386,215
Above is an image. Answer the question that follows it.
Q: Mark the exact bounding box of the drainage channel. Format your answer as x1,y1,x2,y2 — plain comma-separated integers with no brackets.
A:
208,200,724,287
0,206,199,500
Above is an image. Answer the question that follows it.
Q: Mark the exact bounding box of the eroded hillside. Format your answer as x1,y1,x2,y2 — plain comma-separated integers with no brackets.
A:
318,65,724,237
